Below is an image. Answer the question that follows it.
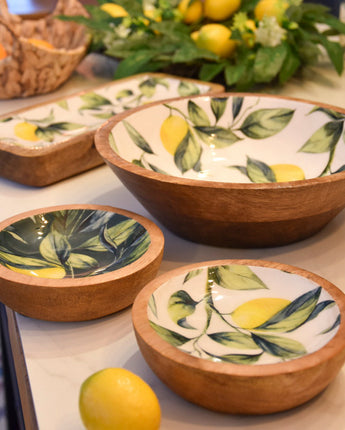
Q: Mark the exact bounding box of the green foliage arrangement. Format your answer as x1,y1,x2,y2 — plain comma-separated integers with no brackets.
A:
60,0,345,90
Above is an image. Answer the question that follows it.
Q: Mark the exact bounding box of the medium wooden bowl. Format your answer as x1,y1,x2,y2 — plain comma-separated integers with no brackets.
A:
132,259,345,415
95,93,345,247
0,205,164,321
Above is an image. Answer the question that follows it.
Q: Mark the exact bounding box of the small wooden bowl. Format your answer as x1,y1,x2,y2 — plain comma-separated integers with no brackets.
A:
132,259,345,415
0,205,164,321
95,93,345,247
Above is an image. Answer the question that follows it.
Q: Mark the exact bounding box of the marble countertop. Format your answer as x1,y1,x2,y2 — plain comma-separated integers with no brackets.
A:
1,53,345,429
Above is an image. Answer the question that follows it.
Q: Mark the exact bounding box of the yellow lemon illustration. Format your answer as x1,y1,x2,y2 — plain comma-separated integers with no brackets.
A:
7,265,66,279
0,42,7,60
192,24,237,58
160,115,189,155
270,164,305,182
100,3,128,18
79,368,161,430
254,0,289,23
27,38,54,49
178,0,203,24
204,0,241,21
14,122,40,142
231,297,291,329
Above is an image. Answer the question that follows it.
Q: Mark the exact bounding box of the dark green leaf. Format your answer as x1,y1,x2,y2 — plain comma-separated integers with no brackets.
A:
211,98,228,123
240,108,294,139
178,81,200,97
123,120,154,154
308,107,345,120
150,321,190,347
299,121,343,153
252,333,306,359
208,265,268,290
80,92,112,110
199,63,225,82
209,331,259,349
279,45,301,84
232,96,243,120
194,125,241,148
188,100,210,126
246,156,275,183
254,45,288,83
256,287,322,332
174,131,202,173
320,314,341,334
184,269,203,283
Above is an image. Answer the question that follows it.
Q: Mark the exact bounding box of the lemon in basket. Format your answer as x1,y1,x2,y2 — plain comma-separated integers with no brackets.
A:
100,3,128,18
204,0,241,21
79,368,161,430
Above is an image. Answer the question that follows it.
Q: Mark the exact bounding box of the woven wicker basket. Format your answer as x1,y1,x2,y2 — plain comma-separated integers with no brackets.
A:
0,0,90,99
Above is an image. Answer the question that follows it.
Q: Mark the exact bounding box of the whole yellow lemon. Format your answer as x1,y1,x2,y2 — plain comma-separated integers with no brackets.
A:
254,0,289,23
178,0,203,24
231,297,291,329
79,368,161,430
270,164,305,182
204,0,241,21
160,115,189,155
100,3,128,18
192,23,236,58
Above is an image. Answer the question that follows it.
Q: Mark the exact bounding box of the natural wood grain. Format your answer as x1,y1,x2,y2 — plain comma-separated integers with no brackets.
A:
132,259,345,415
95,92,345,248
0,205,164,322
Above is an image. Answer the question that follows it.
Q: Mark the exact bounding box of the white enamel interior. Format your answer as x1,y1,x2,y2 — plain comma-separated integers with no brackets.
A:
148,265,340,365
111,95,345,183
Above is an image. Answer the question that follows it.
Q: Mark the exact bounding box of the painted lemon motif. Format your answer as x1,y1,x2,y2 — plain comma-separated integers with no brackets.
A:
0,42,7,60
271,164,305,182
14,122,40,142
100,3,128,17
7,265,66,279
27,38,54,49
231,297,291,329
160,115,189,155
254,0,289,23
79,368,161,430
178,0,203,24
191,24,236,58
204,0,241,21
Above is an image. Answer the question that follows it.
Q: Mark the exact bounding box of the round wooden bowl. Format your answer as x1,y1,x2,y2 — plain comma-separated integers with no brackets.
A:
0,205,164,321
95,93,345,248
132,259,345,415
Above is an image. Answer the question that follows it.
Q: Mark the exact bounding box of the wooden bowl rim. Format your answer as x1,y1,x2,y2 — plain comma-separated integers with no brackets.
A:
132,259,345,378
95,92,345,191
0,72,224,157
0,204,164,288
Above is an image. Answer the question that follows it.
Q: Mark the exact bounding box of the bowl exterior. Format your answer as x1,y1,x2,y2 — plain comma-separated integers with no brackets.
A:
0,205,164,321
134,330,345,414
132,259,345,414
106,162,345,248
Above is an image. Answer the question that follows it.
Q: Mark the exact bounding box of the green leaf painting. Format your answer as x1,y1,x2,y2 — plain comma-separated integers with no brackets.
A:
149,265,340,365
240,108,294,139
0,209,150,279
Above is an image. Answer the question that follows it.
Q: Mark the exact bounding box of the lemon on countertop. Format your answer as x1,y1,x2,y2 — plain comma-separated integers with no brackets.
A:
79,368,161,430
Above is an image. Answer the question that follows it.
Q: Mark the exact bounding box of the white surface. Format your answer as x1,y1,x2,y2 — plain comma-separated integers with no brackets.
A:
1,54,345,429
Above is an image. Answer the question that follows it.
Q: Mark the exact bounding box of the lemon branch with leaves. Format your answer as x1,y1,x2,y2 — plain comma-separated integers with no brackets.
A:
60,0,345,90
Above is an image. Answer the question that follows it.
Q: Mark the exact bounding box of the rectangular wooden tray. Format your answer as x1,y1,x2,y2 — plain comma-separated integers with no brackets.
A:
0,73,224,187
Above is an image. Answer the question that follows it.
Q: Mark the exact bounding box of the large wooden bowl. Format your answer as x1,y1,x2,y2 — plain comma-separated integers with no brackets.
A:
0,205,164,321
132,259,345,415
95,93,345,247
